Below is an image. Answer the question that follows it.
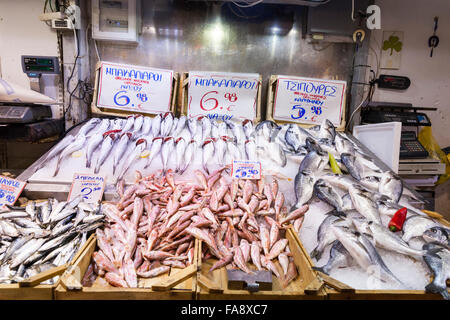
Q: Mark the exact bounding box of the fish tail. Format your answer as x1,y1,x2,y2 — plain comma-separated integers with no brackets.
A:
311,266,328,275
425,282,450,300
310,247,321,260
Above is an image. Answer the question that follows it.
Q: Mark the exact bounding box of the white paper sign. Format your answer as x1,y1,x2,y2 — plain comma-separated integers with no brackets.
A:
97,61,173,115
231,160,262,180
0,175,26,210
273,76,347,126
188,71,260,121
67,173,106,204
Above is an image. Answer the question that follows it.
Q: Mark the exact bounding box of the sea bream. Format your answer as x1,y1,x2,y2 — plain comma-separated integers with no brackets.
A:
422,242,450,300
312,240,352,275
348,184,382,224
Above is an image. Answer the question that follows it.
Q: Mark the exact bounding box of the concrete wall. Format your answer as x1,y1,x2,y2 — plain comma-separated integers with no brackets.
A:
368,0,450,148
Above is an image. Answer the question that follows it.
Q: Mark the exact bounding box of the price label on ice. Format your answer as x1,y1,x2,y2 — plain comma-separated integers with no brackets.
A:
0,175,26,210
188,71,260,121
68,173,106,204
97,61,173,115
231,160,261,180
272,75,347,126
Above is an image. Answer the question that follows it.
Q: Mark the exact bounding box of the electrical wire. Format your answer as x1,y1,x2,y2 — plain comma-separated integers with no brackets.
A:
351,0,355,21
231,0,264,8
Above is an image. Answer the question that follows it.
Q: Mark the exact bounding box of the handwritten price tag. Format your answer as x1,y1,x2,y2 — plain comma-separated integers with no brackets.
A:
0,175,26,210
67,173,106,204
188,71,260,121
231,160,262,180
272,75,347,126
97,61,173,115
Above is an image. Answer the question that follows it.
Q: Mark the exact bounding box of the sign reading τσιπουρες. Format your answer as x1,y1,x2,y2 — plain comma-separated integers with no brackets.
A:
272,75,347,126
231,160,262,180
0,175,26,210
188,71,260,122
67,173,106,204
96,61,174,115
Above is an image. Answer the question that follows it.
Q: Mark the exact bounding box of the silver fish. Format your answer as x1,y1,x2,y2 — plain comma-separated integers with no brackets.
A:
202,138,215,175
379,171,403,203
314,179,345,214
140,116,152,136
293,171,315,209
121,115,135,133
174,137,187,173
160,112,174,136
242,119,254,140
179,140,197,174
423,242,450,300
312,240,351,275
299,151,328,175
78,118,102,137
112,132,133,174
173,115,187,137
54,134,87,176
85,133,104,168
133,115,144,132
348,184,382,224
402,215,439,243
144,137,163,169
161,137,175,173
244,139,257,161
151,114,162,136
423,227,450,249
200,116,212,141
34,135,75,172
117,138,148,181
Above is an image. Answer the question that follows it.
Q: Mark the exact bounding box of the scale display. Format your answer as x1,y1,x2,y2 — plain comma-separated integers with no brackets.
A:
21,56,60,75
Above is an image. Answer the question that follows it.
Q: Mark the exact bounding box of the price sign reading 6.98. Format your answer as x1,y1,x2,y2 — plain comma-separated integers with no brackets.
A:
188,71,260,121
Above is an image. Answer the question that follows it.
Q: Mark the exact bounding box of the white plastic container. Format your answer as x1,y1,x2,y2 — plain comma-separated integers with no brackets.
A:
353,122,402,173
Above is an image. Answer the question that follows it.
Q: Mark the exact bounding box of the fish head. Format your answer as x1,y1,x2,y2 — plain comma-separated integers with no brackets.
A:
351,217,371,235
423,227,449,245
242,119,253,127
175,137,185,144
163,111,174,119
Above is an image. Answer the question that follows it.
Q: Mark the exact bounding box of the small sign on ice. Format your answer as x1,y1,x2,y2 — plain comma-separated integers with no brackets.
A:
231,160,261,180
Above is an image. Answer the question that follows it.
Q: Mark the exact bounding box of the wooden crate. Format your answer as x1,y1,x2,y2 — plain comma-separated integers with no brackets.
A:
55,236,199,300
179,72,263,123
0,233,94,300
91,61,180,118
195,226,326,300
265,75,347,132
295,210,450,300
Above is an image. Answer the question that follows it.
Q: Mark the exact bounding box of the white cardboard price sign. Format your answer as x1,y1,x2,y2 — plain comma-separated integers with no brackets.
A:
0,175,26,210
97,61,173,115
188,71,260,121
67,173,106,204
273,75,347,126
231,160,262,180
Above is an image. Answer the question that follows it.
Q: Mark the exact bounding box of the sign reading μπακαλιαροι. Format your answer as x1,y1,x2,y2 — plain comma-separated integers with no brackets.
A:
272,75,347,126
188,71,260,121
97,61,173,115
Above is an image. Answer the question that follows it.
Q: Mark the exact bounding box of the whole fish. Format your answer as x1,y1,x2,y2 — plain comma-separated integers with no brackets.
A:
245,139,258,161
85,132,104,168
122,116,135,133
293,171,314,209
112,132,133,174
335,132,355,155
160,112,174,136
313,179,345,214
179,140,197,174
202,139,215,175
34,135,75,172
353,219,426,258
310,213,351,260
242,119,254,140
160,137,175,173
422,242,450,300
348,184,382,224
94,132,116,174
299,151,328,175
250,241,263,270
151,113,162,136
174,137,187,173
140,116,152,136
265,142,287,167
144,137,163,169
117,138,148,181
173,115,187,137
332,226,403,285
402,215,439,243
54,134,87,176
379,171,403,203
200,116,212,141
133,115,144,133
285,124,304,153
78,118,102,136
318,119,336,143
312,240,351,275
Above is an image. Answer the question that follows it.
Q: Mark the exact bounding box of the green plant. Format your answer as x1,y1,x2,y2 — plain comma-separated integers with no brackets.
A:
383,35,403,55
